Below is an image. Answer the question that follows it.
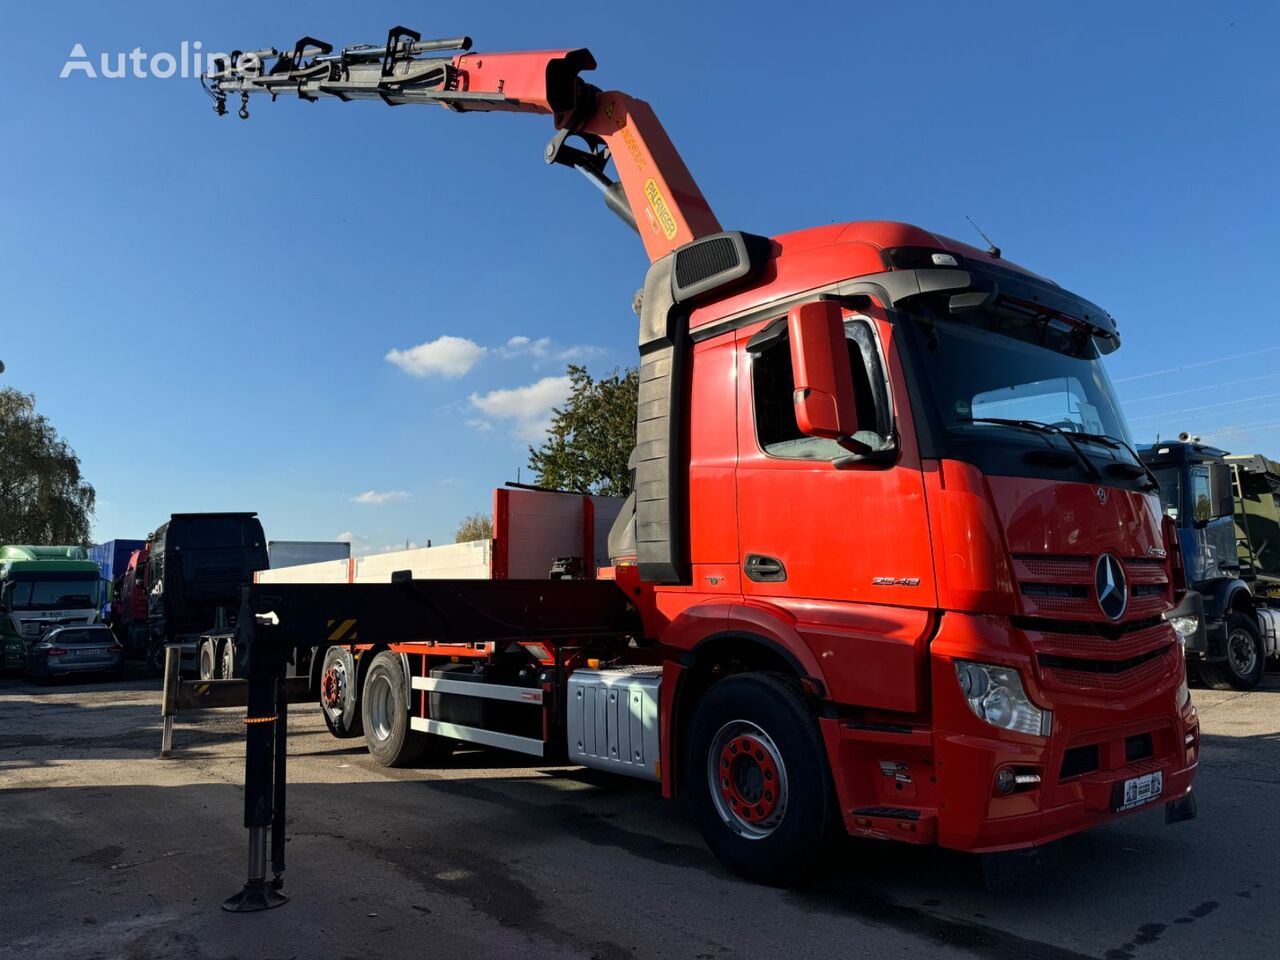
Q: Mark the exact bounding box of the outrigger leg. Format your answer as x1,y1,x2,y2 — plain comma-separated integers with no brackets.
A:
223,595,290,912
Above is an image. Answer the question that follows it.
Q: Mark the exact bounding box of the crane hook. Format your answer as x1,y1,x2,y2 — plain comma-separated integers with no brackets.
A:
239,92,250,120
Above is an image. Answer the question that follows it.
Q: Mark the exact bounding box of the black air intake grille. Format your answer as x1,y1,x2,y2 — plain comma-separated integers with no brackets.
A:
675,236,739,288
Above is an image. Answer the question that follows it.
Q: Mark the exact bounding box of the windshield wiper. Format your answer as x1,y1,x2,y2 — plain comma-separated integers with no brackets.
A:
967,417,1104,480
1072,431,1160,491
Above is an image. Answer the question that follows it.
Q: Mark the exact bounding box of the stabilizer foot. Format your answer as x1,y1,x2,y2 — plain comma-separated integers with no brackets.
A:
222,880,288,912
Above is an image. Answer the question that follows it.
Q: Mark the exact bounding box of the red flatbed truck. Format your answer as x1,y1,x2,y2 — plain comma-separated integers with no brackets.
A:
204,29,1201,909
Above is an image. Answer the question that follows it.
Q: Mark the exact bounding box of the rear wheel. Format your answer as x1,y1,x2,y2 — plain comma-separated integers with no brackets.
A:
198,640,217,681
320,647,362,739
686,672,834,884
219,640,235,680
361,651,426,766
1200,611,1264,691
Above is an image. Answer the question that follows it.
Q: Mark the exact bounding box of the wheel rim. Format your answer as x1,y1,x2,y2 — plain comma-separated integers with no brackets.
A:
321,658,348,716
1228,627,1259,677
221,645,233,678
366,673,394,742
707,720,788,839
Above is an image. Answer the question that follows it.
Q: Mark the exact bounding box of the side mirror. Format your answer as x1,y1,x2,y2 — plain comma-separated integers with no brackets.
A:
0,581,11,609
1209,461,1235,520
787,300,858,442
103,580,114,603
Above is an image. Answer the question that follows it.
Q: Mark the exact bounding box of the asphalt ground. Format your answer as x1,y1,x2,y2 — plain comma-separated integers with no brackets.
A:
1,672,1276,960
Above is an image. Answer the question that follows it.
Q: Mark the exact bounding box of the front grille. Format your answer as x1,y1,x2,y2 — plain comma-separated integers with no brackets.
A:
1033,621,1170,660
1013,553,1170,621
1040,646,1175,693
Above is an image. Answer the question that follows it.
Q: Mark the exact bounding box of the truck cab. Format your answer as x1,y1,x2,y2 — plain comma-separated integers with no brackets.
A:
601,221,1198,864
147,513,269,674
1139,440,1268,689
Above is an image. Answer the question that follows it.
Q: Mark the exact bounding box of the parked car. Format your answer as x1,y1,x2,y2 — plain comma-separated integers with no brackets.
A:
24,624,124,682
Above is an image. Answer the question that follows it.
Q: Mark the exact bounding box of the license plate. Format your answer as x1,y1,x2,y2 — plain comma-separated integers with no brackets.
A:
1114,771,1163,812
74,648,106,658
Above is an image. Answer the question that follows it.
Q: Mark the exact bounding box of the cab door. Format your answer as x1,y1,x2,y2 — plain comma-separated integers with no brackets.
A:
733,304,937,712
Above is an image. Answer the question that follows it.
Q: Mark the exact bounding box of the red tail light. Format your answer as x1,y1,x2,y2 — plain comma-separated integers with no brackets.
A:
47,647,68,656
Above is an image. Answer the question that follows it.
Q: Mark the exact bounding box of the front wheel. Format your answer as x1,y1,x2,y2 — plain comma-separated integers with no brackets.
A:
685,672,834,884
1200,612,1265,691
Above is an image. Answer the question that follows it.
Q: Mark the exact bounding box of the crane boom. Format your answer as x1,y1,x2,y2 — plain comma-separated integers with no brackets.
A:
204,28,722,262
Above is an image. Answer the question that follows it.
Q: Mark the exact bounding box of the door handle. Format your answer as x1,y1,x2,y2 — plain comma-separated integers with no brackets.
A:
745,554,787,583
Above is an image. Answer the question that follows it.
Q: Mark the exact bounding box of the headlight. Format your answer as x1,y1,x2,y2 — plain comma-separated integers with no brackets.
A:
1168,615,1199,642
954,661,1052,737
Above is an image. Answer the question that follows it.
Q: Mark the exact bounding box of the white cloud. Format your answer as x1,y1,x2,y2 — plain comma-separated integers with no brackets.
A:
386,335,486,378
350,489,410,505
465,417,494,433
469,376,572,442
500,335,552,358
379,542,420,553
336,531,371,555
556,344,608,362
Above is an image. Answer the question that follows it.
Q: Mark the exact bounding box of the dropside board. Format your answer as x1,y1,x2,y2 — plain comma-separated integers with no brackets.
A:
245,578,640,651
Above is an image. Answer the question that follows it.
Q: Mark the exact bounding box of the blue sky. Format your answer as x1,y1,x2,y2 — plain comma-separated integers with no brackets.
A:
1,1,1276,550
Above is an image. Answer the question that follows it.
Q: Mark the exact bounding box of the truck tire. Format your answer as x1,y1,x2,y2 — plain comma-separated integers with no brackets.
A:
319,647,362,739
145,638,166,678
198,640,217,681
1200,611,1265,691
219,639,235,680
685,672,834,885
361,651,426,766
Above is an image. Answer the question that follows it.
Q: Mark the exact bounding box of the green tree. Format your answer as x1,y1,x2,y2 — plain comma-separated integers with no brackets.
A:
455,512,493,543
528,365,637,497
0,388,96,545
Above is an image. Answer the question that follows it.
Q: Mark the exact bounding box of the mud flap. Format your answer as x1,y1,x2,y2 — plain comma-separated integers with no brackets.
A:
980,841,1062,890
1165,790,1198,825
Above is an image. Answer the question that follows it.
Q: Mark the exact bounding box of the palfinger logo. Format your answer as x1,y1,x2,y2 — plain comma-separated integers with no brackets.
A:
643,178,678,240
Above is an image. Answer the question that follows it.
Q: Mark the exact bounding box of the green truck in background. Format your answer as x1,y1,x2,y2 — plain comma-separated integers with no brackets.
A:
0,545,110,673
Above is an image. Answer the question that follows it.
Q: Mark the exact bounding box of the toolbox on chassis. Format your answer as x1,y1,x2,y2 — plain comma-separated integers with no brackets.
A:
205,28,1198,902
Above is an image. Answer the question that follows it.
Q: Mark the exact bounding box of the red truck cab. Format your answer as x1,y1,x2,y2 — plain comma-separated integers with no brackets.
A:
602,219,1197,876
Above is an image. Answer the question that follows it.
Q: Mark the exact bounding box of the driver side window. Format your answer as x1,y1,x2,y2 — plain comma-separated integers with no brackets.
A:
752,318,892,460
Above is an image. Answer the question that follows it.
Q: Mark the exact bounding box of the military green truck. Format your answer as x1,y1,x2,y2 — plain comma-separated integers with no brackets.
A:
0,545,110,674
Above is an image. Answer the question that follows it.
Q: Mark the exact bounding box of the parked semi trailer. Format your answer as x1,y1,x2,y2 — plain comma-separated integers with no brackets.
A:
203,30,1200,902
0,546,112,673
1140,441,1277,690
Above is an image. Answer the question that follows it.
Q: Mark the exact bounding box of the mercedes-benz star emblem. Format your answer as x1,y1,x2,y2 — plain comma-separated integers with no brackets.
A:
1095,553,1128,621
1095,486,1108,504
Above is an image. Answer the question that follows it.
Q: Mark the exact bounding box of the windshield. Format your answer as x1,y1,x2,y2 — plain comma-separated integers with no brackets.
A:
6,577,100,611
903,298,1145,485
1150,465,1182,520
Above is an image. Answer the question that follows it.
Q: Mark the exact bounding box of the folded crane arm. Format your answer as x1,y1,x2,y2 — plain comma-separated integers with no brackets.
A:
205,29,721,261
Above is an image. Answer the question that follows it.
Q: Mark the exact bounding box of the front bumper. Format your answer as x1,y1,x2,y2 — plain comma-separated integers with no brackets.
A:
822,612,1199,853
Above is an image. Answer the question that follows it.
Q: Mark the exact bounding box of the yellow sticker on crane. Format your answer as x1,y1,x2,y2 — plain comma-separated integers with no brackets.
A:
644,178,678,240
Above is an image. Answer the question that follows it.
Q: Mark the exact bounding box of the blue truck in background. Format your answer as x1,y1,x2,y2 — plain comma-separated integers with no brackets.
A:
1140,440,1280,690
88,540,146,621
